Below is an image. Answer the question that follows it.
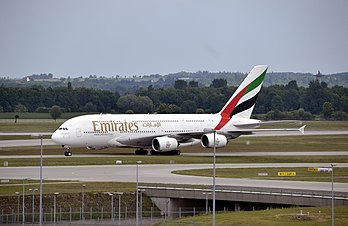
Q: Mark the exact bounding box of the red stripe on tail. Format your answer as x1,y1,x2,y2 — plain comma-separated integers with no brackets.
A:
214,85,249,130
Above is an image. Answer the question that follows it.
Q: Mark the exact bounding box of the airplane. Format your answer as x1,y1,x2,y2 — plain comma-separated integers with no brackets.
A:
51,65,306,156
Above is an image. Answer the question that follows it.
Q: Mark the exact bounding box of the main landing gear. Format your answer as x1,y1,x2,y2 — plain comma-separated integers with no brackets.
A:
134,149,181,155
150,150,181,156
63,146,72,156
135,149,148,155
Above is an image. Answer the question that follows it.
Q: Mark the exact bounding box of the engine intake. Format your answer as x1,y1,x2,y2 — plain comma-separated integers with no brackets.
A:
201,133,227,148
152,137,178,152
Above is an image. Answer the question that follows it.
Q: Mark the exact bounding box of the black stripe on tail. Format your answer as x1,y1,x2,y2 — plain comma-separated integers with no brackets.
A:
230,93,259,118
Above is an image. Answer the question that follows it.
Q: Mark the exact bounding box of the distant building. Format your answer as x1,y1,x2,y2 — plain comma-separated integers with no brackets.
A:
314,70,324,82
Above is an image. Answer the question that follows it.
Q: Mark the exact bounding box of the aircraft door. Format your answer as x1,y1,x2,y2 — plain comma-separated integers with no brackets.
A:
76,128,82,137
206,117,212,128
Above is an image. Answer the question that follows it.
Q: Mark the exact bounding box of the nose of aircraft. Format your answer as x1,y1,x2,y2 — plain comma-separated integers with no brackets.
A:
51,130,62,144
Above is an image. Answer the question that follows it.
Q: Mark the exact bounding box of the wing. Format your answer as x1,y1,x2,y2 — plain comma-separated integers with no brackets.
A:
109,123,306,149
111,134,156,148
112,132,203,149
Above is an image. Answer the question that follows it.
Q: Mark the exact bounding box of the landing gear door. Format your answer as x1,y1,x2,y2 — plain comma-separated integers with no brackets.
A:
76,128,82,137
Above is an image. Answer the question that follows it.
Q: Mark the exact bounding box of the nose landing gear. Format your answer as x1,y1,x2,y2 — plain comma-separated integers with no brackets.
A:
63,146,72,156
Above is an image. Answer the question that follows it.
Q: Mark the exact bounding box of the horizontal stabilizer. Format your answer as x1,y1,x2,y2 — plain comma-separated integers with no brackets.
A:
227,125,306,135
233,120,303,128
258,120,303,126
299,125,306,134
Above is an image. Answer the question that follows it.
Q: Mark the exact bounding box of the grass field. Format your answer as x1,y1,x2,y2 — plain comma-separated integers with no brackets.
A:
0,119,64,132
0,112,85,120
154,206,348,226
0,180,211,196
1,134,348,155
0,180,137,196
173,167,348,183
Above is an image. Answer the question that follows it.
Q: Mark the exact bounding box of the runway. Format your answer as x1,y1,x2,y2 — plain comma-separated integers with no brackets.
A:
0,151,348,159
1,163,348,192
1,130,348,148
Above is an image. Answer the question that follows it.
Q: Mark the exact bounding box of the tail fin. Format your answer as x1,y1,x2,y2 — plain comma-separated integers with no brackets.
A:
214,65,268,130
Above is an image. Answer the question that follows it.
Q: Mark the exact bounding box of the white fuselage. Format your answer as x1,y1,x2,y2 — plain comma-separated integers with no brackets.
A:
52,113,237,149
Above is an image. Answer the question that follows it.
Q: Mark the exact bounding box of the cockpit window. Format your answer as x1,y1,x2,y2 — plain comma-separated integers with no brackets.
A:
58,128,69,131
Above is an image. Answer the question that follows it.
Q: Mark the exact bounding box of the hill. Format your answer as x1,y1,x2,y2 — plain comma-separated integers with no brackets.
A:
1,71,347,94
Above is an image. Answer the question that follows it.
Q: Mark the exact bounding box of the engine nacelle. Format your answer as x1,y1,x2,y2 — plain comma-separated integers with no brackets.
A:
201,133,228,148
152,137,178,152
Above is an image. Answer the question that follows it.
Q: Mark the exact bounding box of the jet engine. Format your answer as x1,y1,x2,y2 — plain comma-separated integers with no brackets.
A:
152,137,178,152
201,133,228,148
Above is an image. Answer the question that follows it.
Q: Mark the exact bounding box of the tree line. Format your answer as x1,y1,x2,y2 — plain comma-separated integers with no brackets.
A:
1,71,348,95
0,79,347,120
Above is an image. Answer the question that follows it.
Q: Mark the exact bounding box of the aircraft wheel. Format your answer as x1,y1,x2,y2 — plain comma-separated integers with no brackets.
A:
64,151,72,156
150,150,159,155
176,150,181,155
135,149,148,155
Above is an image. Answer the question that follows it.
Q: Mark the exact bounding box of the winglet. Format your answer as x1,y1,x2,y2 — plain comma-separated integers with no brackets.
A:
299,125,306,135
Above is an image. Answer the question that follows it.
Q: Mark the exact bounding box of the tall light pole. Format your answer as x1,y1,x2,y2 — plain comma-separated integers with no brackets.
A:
29,188,38,224
39,135,43,226
31,133,43,226
82,184,86,221
202,192,211,214
109,193,114,226
136,160,142,226
331,163,336,226
116,192,123,226
22,179,28,226
140,189,146,225
53,192,59,226
123,201,128,222
15,192,20,223
212,130,216,226
203,128,217,226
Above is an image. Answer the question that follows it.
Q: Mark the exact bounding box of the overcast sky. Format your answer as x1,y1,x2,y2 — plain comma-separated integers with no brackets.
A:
0,0,347,78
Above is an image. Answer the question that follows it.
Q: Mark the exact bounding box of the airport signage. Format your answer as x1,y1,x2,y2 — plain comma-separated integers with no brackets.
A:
318,167,332,172
258,173,268,176
278,172,296,176
308,167,332,172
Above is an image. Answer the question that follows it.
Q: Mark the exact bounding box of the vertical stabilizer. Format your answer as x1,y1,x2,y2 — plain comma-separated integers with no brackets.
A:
214,65,268,130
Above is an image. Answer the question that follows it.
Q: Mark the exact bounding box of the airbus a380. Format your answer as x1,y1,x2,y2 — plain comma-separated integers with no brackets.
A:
52,65,305,156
